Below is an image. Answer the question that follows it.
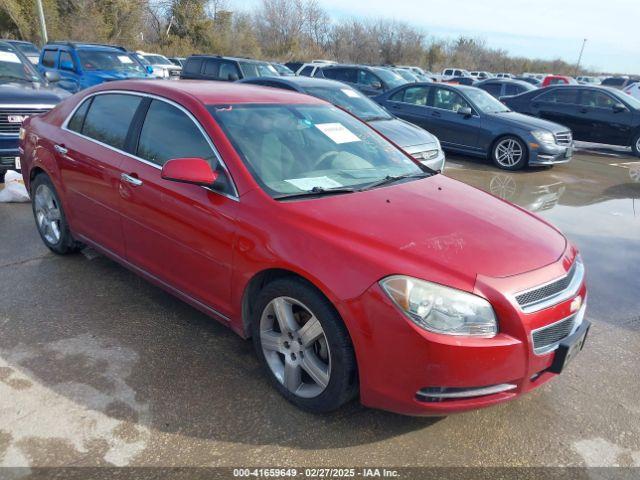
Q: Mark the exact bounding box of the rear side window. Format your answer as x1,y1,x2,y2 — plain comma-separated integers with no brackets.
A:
504,84,523,96
219,62,240,80
137,100,216,167
41,49,57,68
81,94,142,149
67,98,91,132
183,57,203,75
482,83,502,97
203,59,220,77
536,88,578,104
400,86,430,105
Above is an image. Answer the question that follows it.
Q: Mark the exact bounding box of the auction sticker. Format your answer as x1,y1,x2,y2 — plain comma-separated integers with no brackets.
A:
341,88,361,98
118,55,133,64
285,176,343,191
0,51,21,63
315,123,361,144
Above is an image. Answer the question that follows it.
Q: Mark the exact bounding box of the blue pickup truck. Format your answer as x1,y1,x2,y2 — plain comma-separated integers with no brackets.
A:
37,42,152,93
0,41,68,182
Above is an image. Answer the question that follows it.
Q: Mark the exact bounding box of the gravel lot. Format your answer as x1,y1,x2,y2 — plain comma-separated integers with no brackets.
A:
0,148,639,471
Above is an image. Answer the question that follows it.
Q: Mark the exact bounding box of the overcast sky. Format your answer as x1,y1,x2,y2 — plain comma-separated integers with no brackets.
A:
238,0,640,74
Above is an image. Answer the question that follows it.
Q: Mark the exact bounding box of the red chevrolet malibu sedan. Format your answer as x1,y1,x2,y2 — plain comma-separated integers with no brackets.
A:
19,80,589,415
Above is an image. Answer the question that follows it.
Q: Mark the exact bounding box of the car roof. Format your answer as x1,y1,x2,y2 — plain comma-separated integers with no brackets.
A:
4,39,34,45
477,78,532,86
241,76,351,89
188,55,268,64
89,80,328,106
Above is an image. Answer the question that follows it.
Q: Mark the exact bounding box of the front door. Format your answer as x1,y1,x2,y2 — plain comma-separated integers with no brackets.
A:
426,87,481,150
576,89,634,145
117,98,238,316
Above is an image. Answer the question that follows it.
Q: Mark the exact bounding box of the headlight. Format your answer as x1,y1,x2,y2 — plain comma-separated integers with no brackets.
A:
380,276,497,337
532,130,555,145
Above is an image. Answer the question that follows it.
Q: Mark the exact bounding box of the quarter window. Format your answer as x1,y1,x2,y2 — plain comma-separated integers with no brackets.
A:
67,98,92,133
81,94,142,149
137,100,216,167
41,49,57,68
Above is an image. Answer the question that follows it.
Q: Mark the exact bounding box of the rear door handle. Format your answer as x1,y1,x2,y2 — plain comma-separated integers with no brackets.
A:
580,108,588,114
431,111,441,117
121,173,143,187
54,144,67,155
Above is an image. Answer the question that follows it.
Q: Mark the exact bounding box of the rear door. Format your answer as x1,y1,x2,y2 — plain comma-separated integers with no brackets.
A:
58,92,144,255
576,89,634,145
426,86,481,150
530,88,581,132
117,97,238,316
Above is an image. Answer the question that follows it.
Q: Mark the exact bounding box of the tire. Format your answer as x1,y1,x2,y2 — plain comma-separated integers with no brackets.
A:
251,277,358,413
491,136,528,170
31,173,84,254
632,132,640,158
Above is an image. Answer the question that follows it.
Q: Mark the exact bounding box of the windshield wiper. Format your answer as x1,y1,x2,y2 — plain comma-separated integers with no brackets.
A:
360,172,432,191
274,186,358,200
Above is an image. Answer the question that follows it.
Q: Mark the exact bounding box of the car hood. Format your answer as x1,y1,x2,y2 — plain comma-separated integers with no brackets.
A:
490,111,567,133
283,175,566,283
0,82,69,104
368,117,438,148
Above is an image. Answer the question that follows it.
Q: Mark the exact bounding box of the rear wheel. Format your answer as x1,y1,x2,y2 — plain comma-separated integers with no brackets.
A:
252,278,358,413
491,136,528,170
31,174,84,254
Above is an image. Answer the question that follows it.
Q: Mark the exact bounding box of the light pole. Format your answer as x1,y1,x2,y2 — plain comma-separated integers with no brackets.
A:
35,0,48,44
575,38,587,75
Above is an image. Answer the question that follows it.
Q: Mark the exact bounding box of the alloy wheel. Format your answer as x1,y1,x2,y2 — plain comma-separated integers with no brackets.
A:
260,296,331,398
495,138,524,167
34,184,62,245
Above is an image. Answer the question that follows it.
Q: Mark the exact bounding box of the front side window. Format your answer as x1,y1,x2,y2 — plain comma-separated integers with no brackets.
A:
209,103,423,197
203,59,220,76
431,88,471,112
81,94,142,149
77,50,144,73
59,51,74,70
137,100,216,167
483,83,502,97
371,68,406,89
41,49,57,68
579,90,617,109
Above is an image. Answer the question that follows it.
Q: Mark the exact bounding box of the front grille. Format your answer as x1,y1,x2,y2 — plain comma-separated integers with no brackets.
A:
0,107,51,134
412,149,439,162
516,261,577,308
554,131,573,146
0,156,17,166
532,314,575,354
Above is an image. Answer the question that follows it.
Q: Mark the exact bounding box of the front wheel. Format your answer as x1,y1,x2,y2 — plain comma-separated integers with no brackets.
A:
491,136,528,170
252,278,358,413
31,174,84,254
632,132,640,158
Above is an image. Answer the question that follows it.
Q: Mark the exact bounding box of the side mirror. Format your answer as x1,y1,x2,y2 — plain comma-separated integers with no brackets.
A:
613,103,627,113
372,81,382,90
59,60,74,72
146,66,154,75
44,70,60,83
161,158,218,186
458,106,473,117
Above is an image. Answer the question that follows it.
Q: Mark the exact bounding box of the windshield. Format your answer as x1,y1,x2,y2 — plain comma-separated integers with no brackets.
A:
240,61,279,78
372,67,407,89
304,86,392,122
274,64,294,75
395,69,418,82
77,50,145,73
613,89,640,109
208,104,423,197
143,55,172,66
464,88,510,113
15,43,39,55
0,46,42,82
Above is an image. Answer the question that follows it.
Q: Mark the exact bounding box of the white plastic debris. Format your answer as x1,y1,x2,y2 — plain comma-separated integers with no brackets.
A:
0,170,30,202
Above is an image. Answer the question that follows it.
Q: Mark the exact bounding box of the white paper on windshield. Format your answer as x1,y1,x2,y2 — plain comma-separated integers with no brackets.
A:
341,88,360,98
117,55,133,64
284,176,343,191
315,123,361,144
0,51,21,63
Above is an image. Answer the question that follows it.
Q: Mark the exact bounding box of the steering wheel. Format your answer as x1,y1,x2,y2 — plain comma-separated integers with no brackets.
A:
312,150,341,170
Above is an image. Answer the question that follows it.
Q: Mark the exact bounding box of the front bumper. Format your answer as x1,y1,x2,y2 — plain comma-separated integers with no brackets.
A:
529,142,573,166
0,136,20,171
344,255,587,416
403,143,447,172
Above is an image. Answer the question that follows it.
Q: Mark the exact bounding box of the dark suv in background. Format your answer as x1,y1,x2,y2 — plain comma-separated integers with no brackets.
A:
315,64,407,96
503,85,640,156
180,55,279,81
0,41,68,181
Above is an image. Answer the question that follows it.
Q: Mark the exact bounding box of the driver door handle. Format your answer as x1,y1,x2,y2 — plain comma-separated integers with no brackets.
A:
54,144,67,155
121,173,143,187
